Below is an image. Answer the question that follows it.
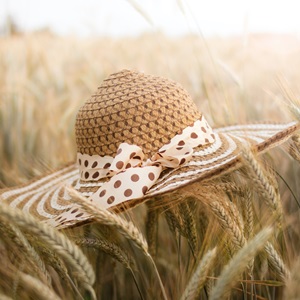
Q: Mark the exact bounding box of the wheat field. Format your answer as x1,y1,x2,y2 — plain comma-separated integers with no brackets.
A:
0,31,300,299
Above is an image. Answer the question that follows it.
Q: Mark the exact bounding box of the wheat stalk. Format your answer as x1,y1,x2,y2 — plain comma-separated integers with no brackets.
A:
180,247,217,300
210,227,273,300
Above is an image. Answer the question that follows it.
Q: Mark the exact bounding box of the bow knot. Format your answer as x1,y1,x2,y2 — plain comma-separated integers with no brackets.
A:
77,117,216,209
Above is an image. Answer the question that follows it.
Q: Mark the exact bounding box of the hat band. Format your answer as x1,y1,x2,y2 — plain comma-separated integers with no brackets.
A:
77,116,216,209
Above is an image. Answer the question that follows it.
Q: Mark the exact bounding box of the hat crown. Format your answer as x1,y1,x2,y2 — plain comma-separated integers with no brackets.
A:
75,69,201,157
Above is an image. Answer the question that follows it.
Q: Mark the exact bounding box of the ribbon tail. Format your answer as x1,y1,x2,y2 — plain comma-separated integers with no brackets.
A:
90,165,162,209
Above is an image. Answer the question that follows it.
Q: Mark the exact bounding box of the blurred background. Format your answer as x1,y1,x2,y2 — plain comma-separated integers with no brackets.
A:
1,0,300,186
1,0,300,37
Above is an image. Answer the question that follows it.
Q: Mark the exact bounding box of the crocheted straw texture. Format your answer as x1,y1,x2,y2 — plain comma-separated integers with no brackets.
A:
75,69,202,157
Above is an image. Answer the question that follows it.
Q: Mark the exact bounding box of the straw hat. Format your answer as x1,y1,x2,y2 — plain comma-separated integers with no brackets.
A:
1,69,299,228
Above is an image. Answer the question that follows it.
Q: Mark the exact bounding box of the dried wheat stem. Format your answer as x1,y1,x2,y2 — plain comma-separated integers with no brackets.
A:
265,242,290,280
210,227,273,300
70,190,149,256
75,237,132,269
241,148,283,225
180,248,217,300
209,200,246,250
0,203,95,289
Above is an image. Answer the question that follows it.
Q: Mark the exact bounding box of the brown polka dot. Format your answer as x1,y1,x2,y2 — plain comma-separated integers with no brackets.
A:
178,140,185,146
75,213,84,218
71,208,79,214
201,127,207,133
142,186,148,194
84,160,88,167
84,172,89,179
148,172,155,181
130,152,136,158
114,180,122,188
92,171,99,179
92,161,98,168
124,189,133,197
159,149,166,153
205,138,209,143
131,174,139,182
180,158,186,165
191,132,198,139
211,133,215,139
104,162,111,169
126,163,131,168
185,151,191,155
116,161,124,169
133,156,141,160
176,147,183,150
79,159,82,165
117,148,122,155
107,196,115,204
99,189,106,197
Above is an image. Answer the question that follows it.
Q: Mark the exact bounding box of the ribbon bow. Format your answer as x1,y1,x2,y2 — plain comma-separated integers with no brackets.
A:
77,117,215,209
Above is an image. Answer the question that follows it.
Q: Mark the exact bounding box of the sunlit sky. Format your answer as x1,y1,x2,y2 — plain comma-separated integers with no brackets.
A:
1,0,300,37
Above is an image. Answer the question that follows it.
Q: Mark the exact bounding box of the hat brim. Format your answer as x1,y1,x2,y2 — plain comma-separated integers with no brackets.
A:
1,121,299,228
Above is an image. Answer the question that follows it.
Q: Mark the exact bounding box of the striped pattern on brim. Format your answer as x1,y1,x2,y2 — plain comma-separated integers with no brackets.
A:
0,121,299,228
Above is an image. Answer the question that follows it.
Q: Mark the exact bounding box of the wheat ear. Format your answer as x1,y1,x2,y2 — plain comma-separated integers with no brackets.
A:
0,293,13,300
180,248,217,300
210,227,273,300
264,241,290,280
0,221,51,285
18,271,62,300
242,189,253,240
146,203,159,258
179,200,198,255
209,199,246,250
284,257,300,299
75,237,132,269
241,148,283,225
69,190,149,256
289,134,300,163
0,203,95,290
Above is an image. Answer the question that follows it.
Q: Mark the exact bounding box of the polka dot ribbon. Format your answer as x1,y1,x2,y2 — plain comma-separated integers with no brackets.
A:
77,117,216,209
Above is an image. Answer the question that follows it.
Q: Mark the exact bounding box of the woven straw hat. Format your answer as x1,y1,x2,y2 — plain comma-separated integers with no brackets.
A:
1,69,299,228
